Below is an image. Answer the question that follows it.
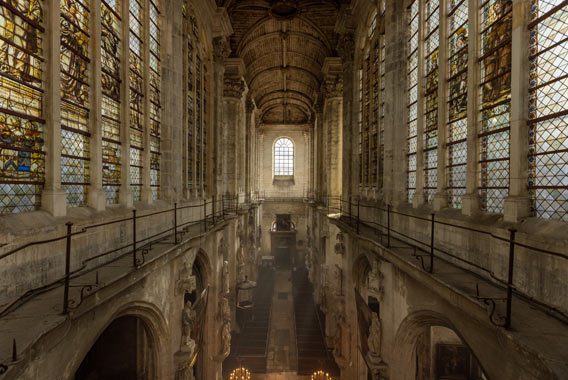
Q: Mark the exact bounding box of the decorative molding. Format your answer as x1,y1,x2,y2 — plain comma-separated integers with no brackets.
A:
322,75,344,99
337,32,355,63
334,232,345,255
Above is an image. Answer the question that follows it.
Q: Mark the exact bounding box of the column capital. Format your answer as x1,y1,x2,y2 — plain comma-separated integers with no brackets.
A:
322,75,344,100
337,33,355,65
223,76,246,99
245,96,256,113
213,36,231,64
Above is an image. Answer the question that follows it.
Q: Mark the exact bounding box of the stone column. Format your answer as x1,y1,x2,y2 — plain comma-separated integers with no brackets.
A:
245,97,255,199
87,0,106,212
503,0,531,222
213,37,231,197
119,0,133,208
433,3,448,211
337,33,355,201
384,0,408,206
41,0,67,216
462,0,481,216
222,77,246,195
160,0,184,202
322,71,344,200
413,1,427,208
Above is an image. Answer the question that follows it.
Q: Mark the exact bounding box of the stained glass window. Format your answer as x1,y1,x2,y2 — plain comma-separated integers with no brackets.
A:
129,0,144,202
479,0,512,213
101,0,122,204
274,138,294,176
446,0,468,208
407,0,419,203
423,0,439,204
203,64,208,192
195,54,202,188
60,0,91,207
0,0,45,213
378,0,386,190
149,0,160,201
528,0,568,221
184,2,195,191
358,68,363,185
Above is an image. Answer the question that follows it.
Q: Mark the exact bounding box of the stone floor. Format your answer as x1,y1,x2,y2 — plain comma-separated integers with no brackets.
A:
266,270,298,372
252,373,310,380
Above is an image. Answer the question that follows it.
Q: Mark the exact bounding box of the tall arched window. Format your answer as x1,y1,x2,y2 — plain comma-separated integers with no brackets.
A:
406,0,419,203
274,138,294,176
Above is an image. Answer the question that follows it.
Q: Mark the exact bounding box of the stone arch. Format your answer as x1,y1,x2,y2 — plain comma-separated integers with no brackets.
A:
73,301,170,379
194,248,212,288
391,310,488,380
352,252,372,291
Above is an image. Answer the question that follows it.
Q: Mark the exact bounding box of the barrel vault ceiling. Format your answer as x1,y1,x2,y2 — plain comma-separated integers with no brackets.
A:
221,0,344,125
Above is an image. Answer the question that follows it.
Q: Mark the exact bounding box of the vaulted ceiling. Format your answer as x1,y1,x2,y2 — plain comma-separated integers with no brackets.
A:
223,0,343,125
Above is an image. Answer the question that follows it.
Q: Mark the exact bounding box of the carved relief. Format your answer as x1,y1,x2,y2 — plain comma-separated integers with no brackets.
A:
222,260,230,294
368,259,385,300
224,77,246,99
322,75,344,99
213,36,230,63
334,232,345,255
176,260,197,295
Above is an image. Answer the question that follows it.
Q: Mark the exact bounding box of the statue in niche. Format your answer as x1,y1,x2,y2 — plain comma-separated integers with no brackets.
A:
221,260,230,294
176,260,196,295
368,312,382,357
237,218,245,243
368,260,384,299
218,237,228,260
334,232,345,255
236,245,246,282
181,301,196,354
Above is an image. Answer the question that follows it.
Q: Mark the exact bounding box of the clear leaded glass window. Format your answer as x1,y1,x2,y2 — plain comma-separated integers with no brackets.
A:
274,138,294,176
407,0,419,203
0,0,45,213
479,0,512,213
101,0,122,204
129,0,144,202
60,0,91,207
528,0,568,221
149,0,161,201
446,0,468,208
184,2,195,191
423,0,440,204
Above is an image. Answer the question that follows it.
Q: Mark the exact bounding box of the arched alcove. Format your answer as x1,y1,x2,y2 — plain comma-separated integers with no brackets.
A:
75,315,157,379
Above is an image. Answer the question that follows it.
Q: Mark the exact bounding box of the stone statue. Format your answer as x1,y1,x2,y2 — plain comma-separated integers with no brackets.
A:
218,295,230,323
237,245,246,281
333,313,344,358
181,301,196,353
222,260,230,294
219,320,232,359
368,312,382,357
176,260,196,295
218,237,228,260
368,260,384,299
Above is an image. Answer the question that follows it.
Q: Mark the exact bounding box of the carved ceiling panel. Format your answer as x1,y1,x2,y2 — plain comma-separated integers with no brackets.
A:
227,0,342,125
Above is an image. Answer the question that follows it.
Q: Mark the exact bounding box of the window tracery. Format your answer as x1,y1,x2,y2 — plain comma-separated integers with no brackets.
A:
149,0,160,201
528,0,568,221
0,0,45,213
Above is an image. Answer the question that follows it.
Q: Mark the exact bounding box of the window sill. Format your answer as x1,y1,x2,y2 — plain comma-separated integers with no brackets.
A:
273,176,295,186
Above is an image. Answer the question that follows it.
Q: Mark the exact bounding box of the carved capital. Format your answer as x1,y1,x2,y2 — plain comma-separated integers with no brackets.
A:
337,33,355,63
246,96,256,113
213,36,231,64
322,75,344,99
224,77,246,99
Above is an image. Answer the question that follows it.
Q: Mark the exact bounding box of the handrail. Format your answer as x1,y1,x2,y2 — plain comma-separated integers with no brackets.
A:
311,195,568,328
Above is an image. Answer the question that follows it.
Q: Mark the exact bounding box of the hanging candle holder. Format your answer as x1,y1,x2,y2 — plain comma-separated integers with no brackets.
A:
311,370,333,380
228,366,251,380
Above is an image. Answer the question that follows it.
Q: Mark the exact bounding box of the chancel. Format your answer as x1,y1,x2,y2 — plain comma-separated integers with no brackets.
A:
1,0,568,379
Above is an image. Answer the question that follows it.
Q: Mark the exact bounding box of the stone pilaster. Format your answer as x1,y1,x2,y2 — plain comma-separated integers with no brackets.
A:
322,69,344,200
222,76,246,195
119,0,133,208
462,0,481,216
87,0,107,212
213,36,231,196
433,2,448,211
503,0,531,222
413,1,426,208
41,0,67,216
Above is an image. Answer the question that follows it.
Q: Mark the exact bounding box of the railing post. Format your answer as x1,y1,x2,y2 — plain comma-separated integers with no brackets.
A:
132,209,137,267
212,195,216,225
505,228,517,330
203,199,207,232
174,202,178,244
356,197,360,234
62,222,73,314
387,204,391,248
430,213,435,273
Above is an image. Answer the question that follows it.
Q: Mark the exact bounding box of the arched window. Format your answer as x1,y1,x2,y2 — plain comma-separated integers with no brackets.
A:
274,138,294,176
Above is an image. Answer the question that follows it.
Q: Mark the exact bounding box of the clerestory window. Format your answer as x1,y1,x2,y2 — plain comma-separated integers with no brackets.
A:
274,138,294,177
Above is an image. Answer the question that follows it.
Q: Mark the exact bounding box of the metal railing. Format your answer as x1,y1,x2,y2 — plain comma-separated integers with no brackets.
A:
312,195,568,330
0,194,239,371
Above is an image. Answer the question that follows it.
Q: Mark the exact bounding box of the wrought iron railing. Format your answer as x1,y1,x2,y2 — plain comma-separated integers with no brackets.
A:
311,195,568,330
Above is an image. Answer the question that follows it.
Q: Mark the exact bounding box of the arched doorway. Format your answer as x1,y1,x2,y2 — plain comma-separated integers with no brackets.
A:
75,315,156,379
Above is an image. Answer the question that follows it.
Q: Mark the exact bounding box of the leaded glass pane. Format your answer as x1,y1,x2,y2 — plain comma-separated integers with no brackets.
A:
274,138,294,176
528,0,568,221
149,0,160,200
0,0,45,214
407,0,419,203
60,0,91,207
129,0,143,201
479,0,512,213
